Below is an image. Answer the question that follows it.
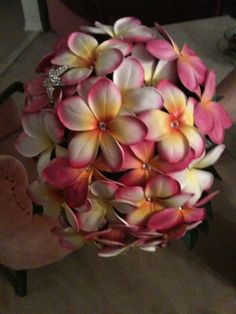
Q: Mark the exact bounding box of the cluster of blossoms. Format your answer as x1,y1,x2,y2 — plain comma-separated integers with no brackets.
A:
16,17,232,256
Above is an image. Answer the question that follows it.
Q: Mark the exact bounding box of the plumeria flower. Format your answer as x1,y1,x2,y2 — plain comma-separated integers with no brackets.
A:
58,180,120,233
132,43,177,86
43,157,94,208
57,78,147,170
24,76,49,113
91,225,163,257
146,23,206,93
148,205,206,233
113,57,163,114
113,173,190,225
147,191,218,237
140,81,205,163
81,16,155,42
16,110,64,175
76,180,120,232
169,144,225,206
120,141,160,186
29,180,64,219
194,70,232,144
52,32,132,85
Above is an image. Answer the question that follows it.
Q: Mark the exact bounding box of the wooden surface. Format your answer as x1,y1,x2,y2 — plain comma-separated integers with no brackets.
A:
0,15,236,314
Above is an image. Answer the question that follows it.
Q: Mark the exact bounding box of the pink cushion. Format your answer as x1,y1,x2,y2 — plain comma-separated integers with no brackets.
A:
0,156,73,270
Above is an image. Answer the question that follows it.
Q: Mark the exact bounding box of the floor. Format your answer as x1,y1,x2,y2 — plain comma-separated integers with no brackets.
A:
0,0,38,76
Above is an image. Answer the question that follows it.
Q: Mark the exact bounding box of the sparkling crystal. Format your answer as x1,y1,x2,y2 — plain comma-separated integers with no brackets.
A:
43,65,68,103
99,121,107,131
170,120,179,128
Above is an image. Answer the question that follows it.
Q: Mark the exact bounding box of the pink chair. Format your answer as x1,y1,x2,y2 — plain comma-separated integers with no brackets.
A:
0,83,73,296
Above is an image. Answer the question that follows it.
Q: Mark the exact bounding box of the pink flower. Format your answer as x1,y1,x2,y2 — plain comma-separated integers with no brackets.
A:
113,173,189,225
147,191,218,235
16,110,64,158
52,32,132,84
146,24,206,93
57,78,147,170
120,141,159,186
24,76,49,113
194,70,232,144
43,157,93,208
132,43,177,86
81,16,155,42
140,81,205,163
113,57,163,114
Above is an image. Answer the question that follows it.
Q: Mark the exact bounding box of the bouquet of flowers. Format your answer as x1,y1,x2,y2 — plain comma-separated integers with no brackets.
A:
16,17,232,256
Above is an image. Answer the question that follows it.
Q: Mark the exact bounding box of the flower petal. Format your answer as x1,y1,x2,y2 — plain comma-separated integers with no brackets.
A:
68,32,97,61
182,207,206,224
120,168,148,186
180,125,205,158
196,144,225,169
123,87,163,113
43,157,82,189
88,78,121,121
29,181,62,219
158,131,189,163
114,17,141,35
181,44,206,85
91,180,119,200
64,173,90,207
76,76,102,101
78,198,106,232
145,173,180,199
68,130,100,168
158,80,187,115
108,115,147,145
94,21,114,37
115,186,145,205
52,51,84,67
98,39,132,56
148,208,183,231
146,39,178,60
177,58,198,92
163,193,191,208
22,112,46,139
132,43,156,84
57,96,97,131
131,140,155,163
122,26,155,42
213,102,233,129
202,70,216,102
95,48,123,76
113,57,144,91
127,202,153,225
194,103,214,134
37,147,53,178
63,203,80,231
192,169,214,190
139,109,171,141
152,60,177,86
61,67,92,85
16,132,49,157
24,95,48,113
41,110,64,143
100,132,124,170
